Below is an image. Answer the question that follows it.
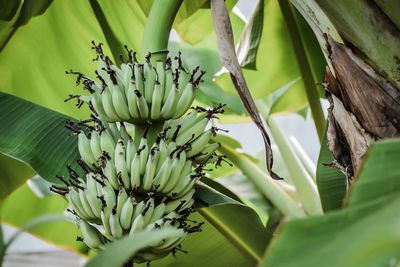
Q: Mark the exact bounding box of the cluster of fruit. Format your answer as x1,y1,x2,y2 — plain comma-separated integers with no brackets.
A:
51,42,225,263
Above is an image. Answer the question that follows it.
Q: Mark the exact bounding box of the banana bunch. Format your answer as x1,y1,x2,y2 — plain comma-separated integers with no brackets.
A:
53,43,226,264
68,42,205,124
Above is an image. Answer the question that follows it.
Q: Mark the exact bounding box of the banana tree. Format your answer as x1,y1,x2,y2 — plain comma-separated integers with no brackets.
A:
0,0,399,266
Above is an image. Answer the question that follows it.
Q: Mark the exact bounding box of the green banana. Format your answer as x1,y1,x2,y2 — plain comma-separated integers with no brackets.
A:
120,197,135,230
114,139,130,189
144,58,156,103
160,85,180,119
130,152,141,190
110,206,123,239
134,63,145,95
152,157,172,191
135,90,149,119
126,83,140,119
142,197,155,226
99,130,115,157
186,130,213,158
102,159,119,190
79,189,97,219
116,187,128,216
111,84,131,121
79,220,105,249
162,65,173,104
150,82,162,120
173,82,194,119
101,87,120,121
78,132,96,166
165,189,195,213
90,130,103,161
142,147,159,191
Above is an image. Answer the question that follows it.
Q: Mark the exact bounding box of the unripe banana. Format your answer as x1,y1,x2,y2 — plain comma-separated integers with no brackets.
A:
152,157,173,191
186,130,213,158
160,85,180,119
173,82,195,119
135,90,149,119
130,152,141,190
119,123,130,143
126,138,136,172
100,130,115,157
79,189,97,219
162,153,187,194
144,59,156,104
165,189,195,213
142,148,159,191
138,137,149,176
129,213,144,235
78,132,96,166
126,83,140,119
149,202,166,224
91,92,111,121
116,187,128,216
150,82,163,120
110,206,123,239
134,63,145,95
142,197,155,226
114,139,130,189
156,61,165,99
175,117,208,146
101,87,120,121
102,159,119,190
90,130,103,161
67,189,90,220
120,197,135,230
111,84,131,121
79,220,105,249
163,67,173,104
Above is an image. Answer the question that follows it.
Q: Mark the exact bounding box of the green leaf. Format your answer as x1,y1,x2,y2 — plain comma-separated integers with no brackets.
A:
14,0,54,26
0,92,80,185
260,139,400,267
0,0,20,21
348,138,400,206
236,0,264,70
316,127,346,211
97,0,146,53
0,154,34,200
174,0,239,45
85,228,183,267
0,184,85,253
199,203,268,263
0,0,113,118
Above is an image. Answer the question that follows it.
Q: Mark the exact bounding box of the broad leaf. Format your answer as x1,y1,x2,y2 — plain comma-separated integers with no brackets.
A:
316,127,346,211
260,139,400,267
0,154,34,200
0,92,80,186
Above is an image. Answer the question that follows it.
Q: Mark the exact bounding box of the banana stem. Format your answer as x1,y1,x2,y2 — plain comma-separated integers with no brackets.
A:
141,0,183,62
219,144,306,218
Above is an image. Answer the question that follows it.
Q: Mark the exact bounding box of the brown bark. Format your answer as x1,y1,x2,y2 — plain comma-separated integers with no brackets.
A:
323,35,400,184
